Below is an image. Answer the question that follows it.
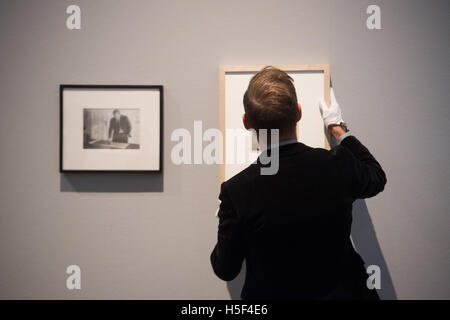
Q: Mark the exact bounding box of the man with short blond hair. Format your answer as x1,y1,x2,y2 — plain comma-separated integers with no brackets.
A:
211,66,386,300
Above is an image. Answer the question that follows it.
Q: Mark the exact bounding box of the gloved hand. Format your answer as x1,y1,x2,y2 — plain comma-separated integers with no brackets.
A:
319,88,344,128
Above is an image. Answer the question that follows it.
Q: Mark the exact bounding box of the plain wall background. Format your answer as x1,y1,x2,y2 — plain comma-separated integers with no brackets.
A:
0,0,448,299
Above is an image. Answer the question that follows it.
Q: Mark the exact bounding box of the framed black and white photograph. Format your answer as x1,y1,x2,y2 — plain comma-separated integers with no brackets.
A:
60,85,163,172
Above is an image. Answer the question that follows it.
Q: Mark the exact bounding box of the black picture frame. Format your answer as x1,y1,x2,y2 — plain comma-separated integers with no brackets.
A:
60,85,163,173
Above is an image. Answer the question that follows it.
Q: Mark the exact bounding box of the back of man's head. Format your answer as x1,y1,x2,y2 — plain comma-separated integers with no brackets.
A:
243,66,299,136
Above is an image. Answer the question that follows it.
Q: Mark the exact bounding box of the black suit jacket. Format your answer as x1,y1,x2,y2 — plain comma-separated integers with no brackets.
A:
211,136,387,299
108,115,131,137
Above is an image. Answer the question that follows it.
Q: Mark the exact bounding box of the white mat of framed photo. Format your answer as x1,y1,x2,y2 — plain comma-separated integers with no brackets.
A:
60,85,162,172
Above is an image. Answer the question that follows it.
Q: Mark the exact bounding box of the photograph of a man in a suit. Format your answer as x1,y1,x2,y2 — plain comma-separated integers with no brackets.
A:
108,109,132,143
211,66,387,300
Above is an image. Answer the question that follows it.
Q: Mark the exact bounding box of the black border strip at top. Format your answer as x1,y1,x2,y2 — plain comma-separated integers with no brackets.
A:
59,85,163,173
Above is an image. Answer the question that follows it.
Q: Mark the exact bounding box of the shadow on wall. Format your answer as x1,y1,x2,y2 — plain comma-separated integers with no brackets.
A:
351,199,397,300
226,200,397,300
60,172,163,192
227,264,246,300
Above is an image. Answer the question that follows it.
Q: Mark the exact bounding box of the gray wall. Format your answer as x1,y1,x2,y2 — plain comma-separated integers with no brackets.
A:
0,0,448,299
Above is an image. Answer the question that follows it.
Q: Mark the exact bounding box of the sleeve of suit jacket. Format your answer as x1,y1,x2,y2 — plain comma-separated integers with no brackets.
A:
124,116,131,134
332,136,387,200
108,118,114,138
210,182,246,281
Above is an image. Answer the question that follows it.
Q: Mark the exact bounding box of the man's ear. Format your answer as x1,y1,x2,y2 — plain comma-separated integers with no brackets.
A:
297,103,302,122
243,113,250,130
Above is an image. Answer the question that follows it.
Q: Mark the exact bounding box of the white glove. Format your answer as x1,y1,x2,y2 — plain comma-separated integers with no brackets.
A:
319,88,344,128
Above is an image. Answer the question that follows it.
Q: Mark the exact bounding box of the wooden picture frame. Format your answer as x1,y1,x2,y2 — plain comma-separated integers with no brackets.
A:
219,64,331,184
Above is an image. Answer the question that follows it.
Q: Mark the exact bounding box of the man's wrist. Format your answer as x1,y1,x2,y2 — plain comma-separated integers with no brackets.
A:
329,124,346,139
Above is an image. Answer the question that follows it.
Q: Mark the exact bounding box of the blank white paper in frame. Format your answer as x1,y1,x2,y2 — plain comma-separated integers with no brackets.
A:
220,65,331,183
